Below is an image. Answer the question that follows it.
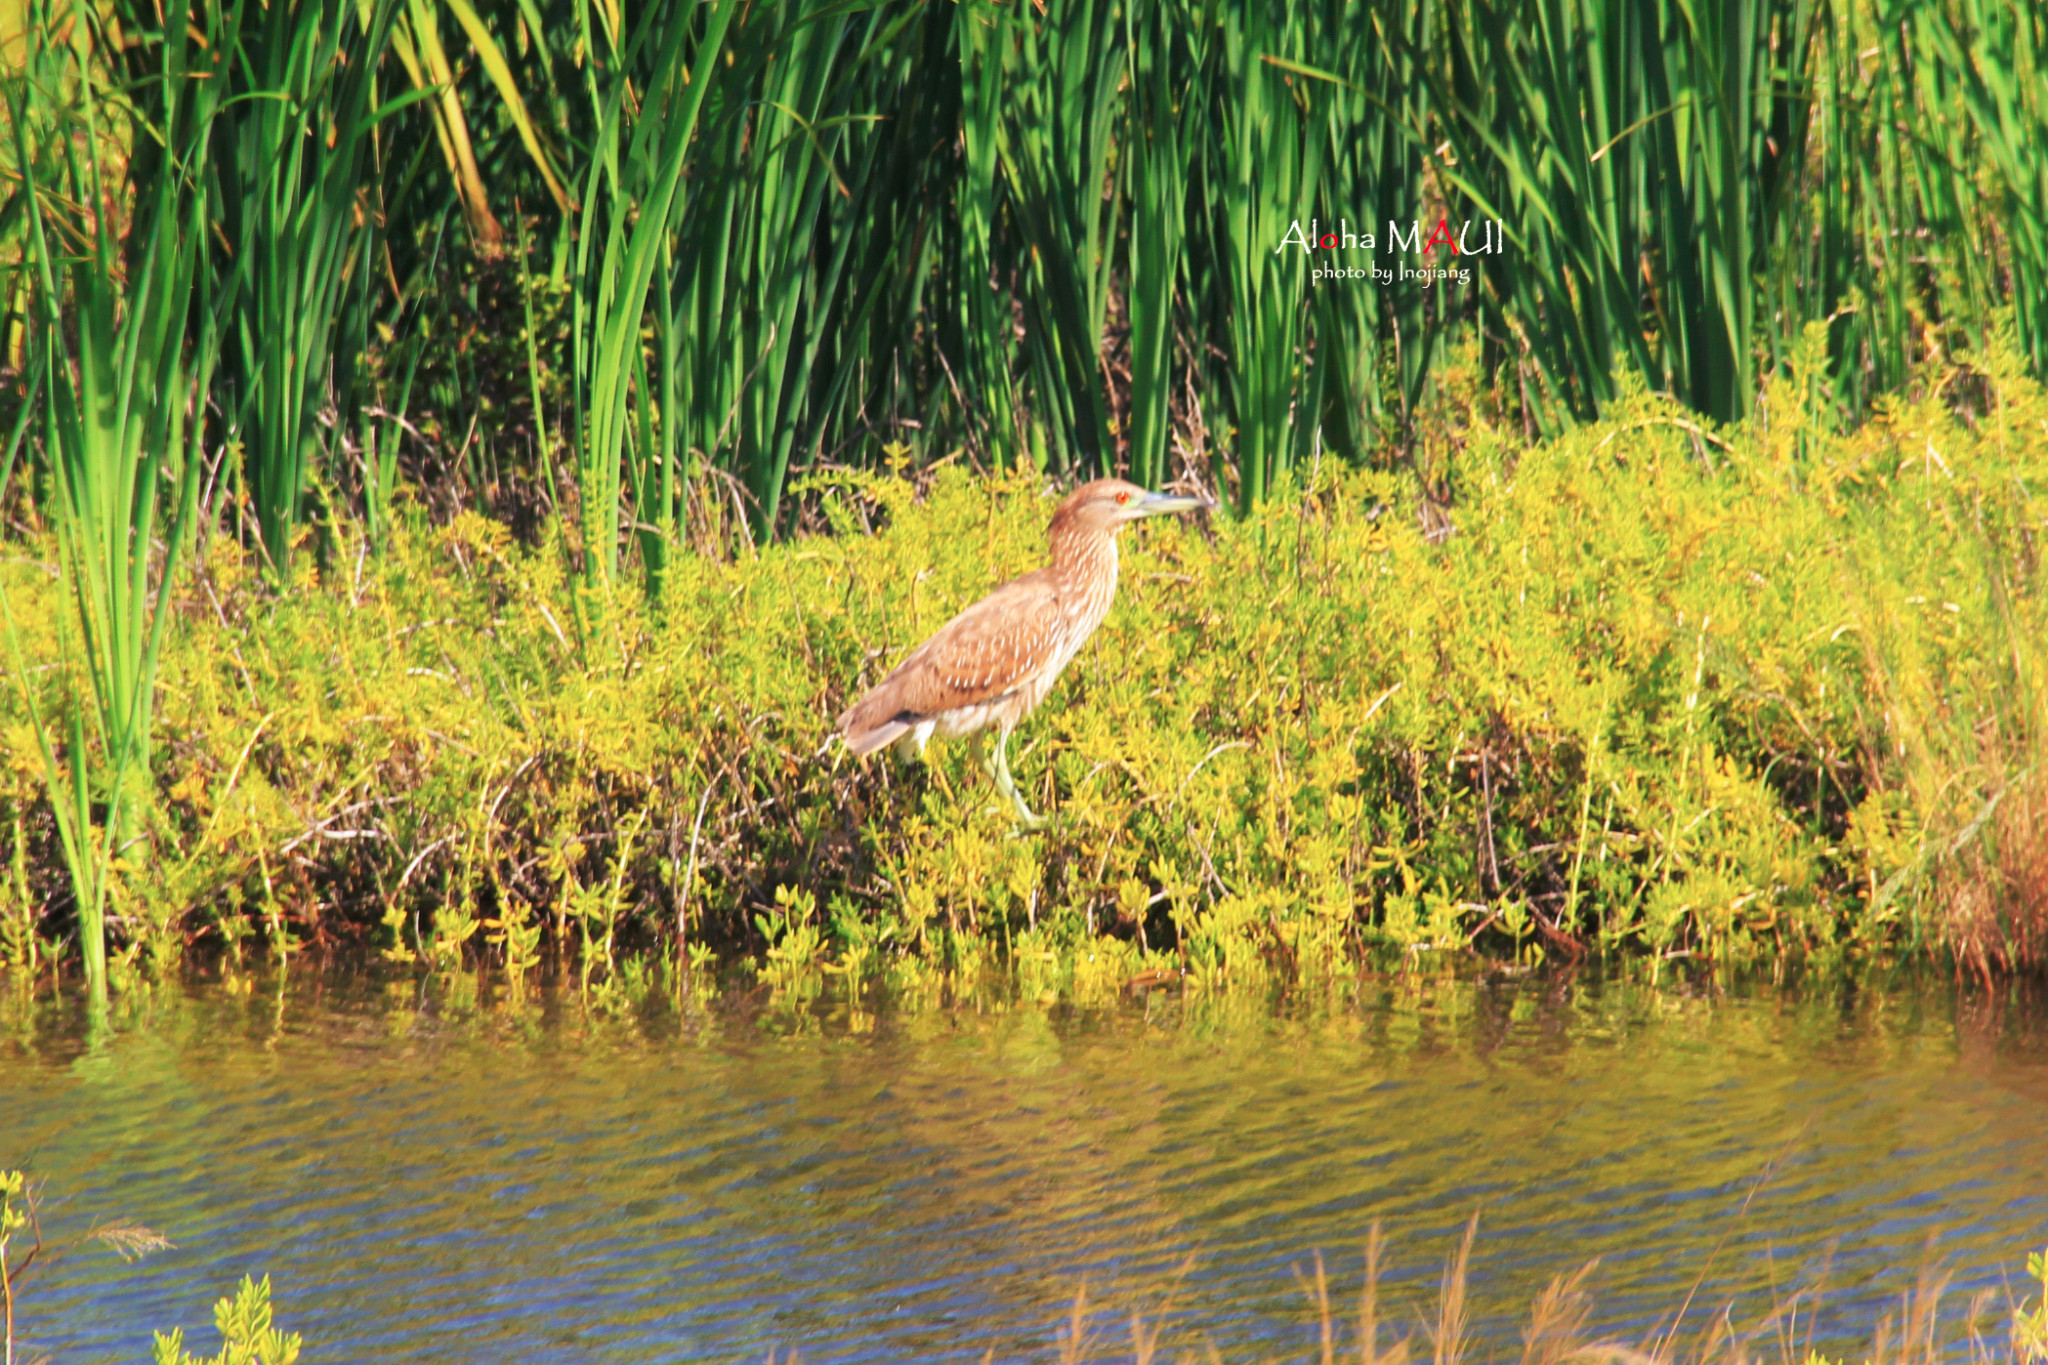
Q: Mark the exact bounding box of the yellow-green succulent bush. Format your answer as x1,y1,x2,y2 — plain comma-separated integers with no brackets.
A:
2,334,2045,991
151,1276,303,1365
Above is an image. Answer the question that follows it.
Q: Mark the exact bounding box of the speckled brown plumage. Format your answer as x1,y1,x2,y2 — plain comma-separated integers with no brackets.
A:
837,478,1212,826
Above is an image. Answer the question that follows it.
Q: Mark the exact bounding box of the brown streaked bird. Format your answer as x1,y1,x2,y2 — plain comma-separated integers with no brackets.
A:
837,478,1214,828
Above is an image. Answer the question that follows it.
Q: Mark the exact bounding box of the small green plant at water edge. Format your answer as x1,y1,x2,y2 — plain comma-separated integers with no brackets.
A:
2018,1249,2048,1365
152,1276,302,1365
756,884,826,992
0,816,46,977
3,1168,23,1354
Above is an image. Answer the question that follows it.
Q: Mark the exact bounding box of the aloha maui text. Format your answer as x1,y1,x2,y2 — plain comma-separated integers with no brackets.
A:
1278,217,1506,286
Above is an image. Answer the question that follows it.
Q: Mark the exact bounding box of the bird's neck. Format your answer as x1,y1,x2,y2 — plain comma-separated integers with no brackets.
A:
1049,525,1119,626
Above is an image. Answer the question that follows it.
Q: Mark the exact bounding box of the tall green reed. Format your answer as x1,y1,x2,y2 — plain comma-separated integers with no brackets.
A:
2,0,2044,624
566,0,735,585
952,0,1023,465
1417,0,1813,425
1122,0,1195,490
995,0,1124,478
1300,0,1440,459
1,1,226,1008
655,0,942,548
211,0,415,576
1884,0,2048,380
1209,4,1320,509
341,0,2048,530
692,0,898,538
803,0,970,476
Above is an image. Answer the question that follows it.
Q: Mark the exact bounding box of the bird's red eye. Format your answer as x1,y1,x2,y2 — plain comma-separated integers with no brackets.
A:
1116,490,1130,505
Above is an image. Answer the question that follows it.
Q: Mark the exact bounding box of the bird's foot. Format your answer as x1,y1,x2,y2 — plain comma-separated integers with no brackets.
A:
981,799,1049,833
987,741,1046,832
1005,789,1051,833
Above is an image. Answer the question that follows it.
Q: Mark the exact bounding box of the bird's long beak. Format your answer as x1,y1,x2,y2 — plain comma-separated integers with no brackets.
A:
1135,489,1217,516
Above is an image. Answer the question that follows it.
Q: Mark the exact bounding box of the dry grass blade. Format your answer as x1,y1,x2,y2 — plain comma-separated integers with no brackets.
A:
389,0,505,248
1870,1257,1956,1365
440,0,575,215
1058,1279,1095,1365
1295,1248,1337,1365
1435,1213,1479,1365
1518,1260,1604,1365
1360,1223,1414,1365
88,1223,174,1263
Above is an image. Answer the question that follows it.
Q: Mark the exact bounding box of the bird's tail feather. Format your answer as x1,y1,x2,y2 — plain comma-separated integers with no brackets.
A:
838,695,912,758
841,719,909,759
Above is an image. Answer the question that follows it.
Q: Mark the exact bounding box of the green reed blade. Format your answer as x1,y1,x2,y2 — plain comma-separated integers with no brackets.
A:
570,0,736,584
1124,0,1192,490
954,0,1021,463
991,0,1126,476
649,0,935,543
213,0,406,577
0,0,227,1008
1209,2,1321,511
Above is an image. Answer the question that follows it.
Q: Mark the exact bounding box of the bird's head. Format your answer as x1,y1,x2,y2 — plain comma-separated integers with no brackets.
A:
1051,478,1216,538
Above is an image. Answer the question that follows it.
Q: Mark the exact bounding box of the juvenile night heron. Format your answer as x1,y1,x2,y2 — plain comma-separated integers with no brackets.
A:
837,478,1213,828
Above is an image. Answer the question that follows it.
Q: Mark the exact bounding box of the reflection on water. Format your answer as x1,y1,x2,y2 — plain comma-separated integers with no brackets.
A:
4,969,2046,1363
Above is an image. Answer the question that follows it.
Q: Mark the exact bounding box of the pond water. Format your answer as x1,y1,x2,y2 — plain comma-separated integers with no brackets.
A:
4,969,2046,1363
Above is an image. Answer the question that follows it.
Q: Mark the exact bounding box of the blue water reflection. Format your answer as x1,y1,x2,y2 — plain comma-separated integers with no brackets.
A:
5,973,2045,1362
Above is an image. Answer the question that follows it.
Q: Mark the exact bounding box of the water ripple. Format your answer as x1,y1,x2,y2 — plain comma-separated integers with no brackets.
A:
5,975,2046,1363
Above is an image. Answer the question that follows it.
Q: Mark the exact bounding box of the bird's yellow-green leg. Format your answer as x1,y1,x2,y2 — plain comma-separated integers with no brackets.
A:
991,730,1047,831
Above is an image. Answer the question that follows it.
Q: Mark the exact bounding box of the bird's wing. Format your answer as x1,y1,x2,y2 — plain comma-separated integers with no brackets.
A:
839,571,1065,734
